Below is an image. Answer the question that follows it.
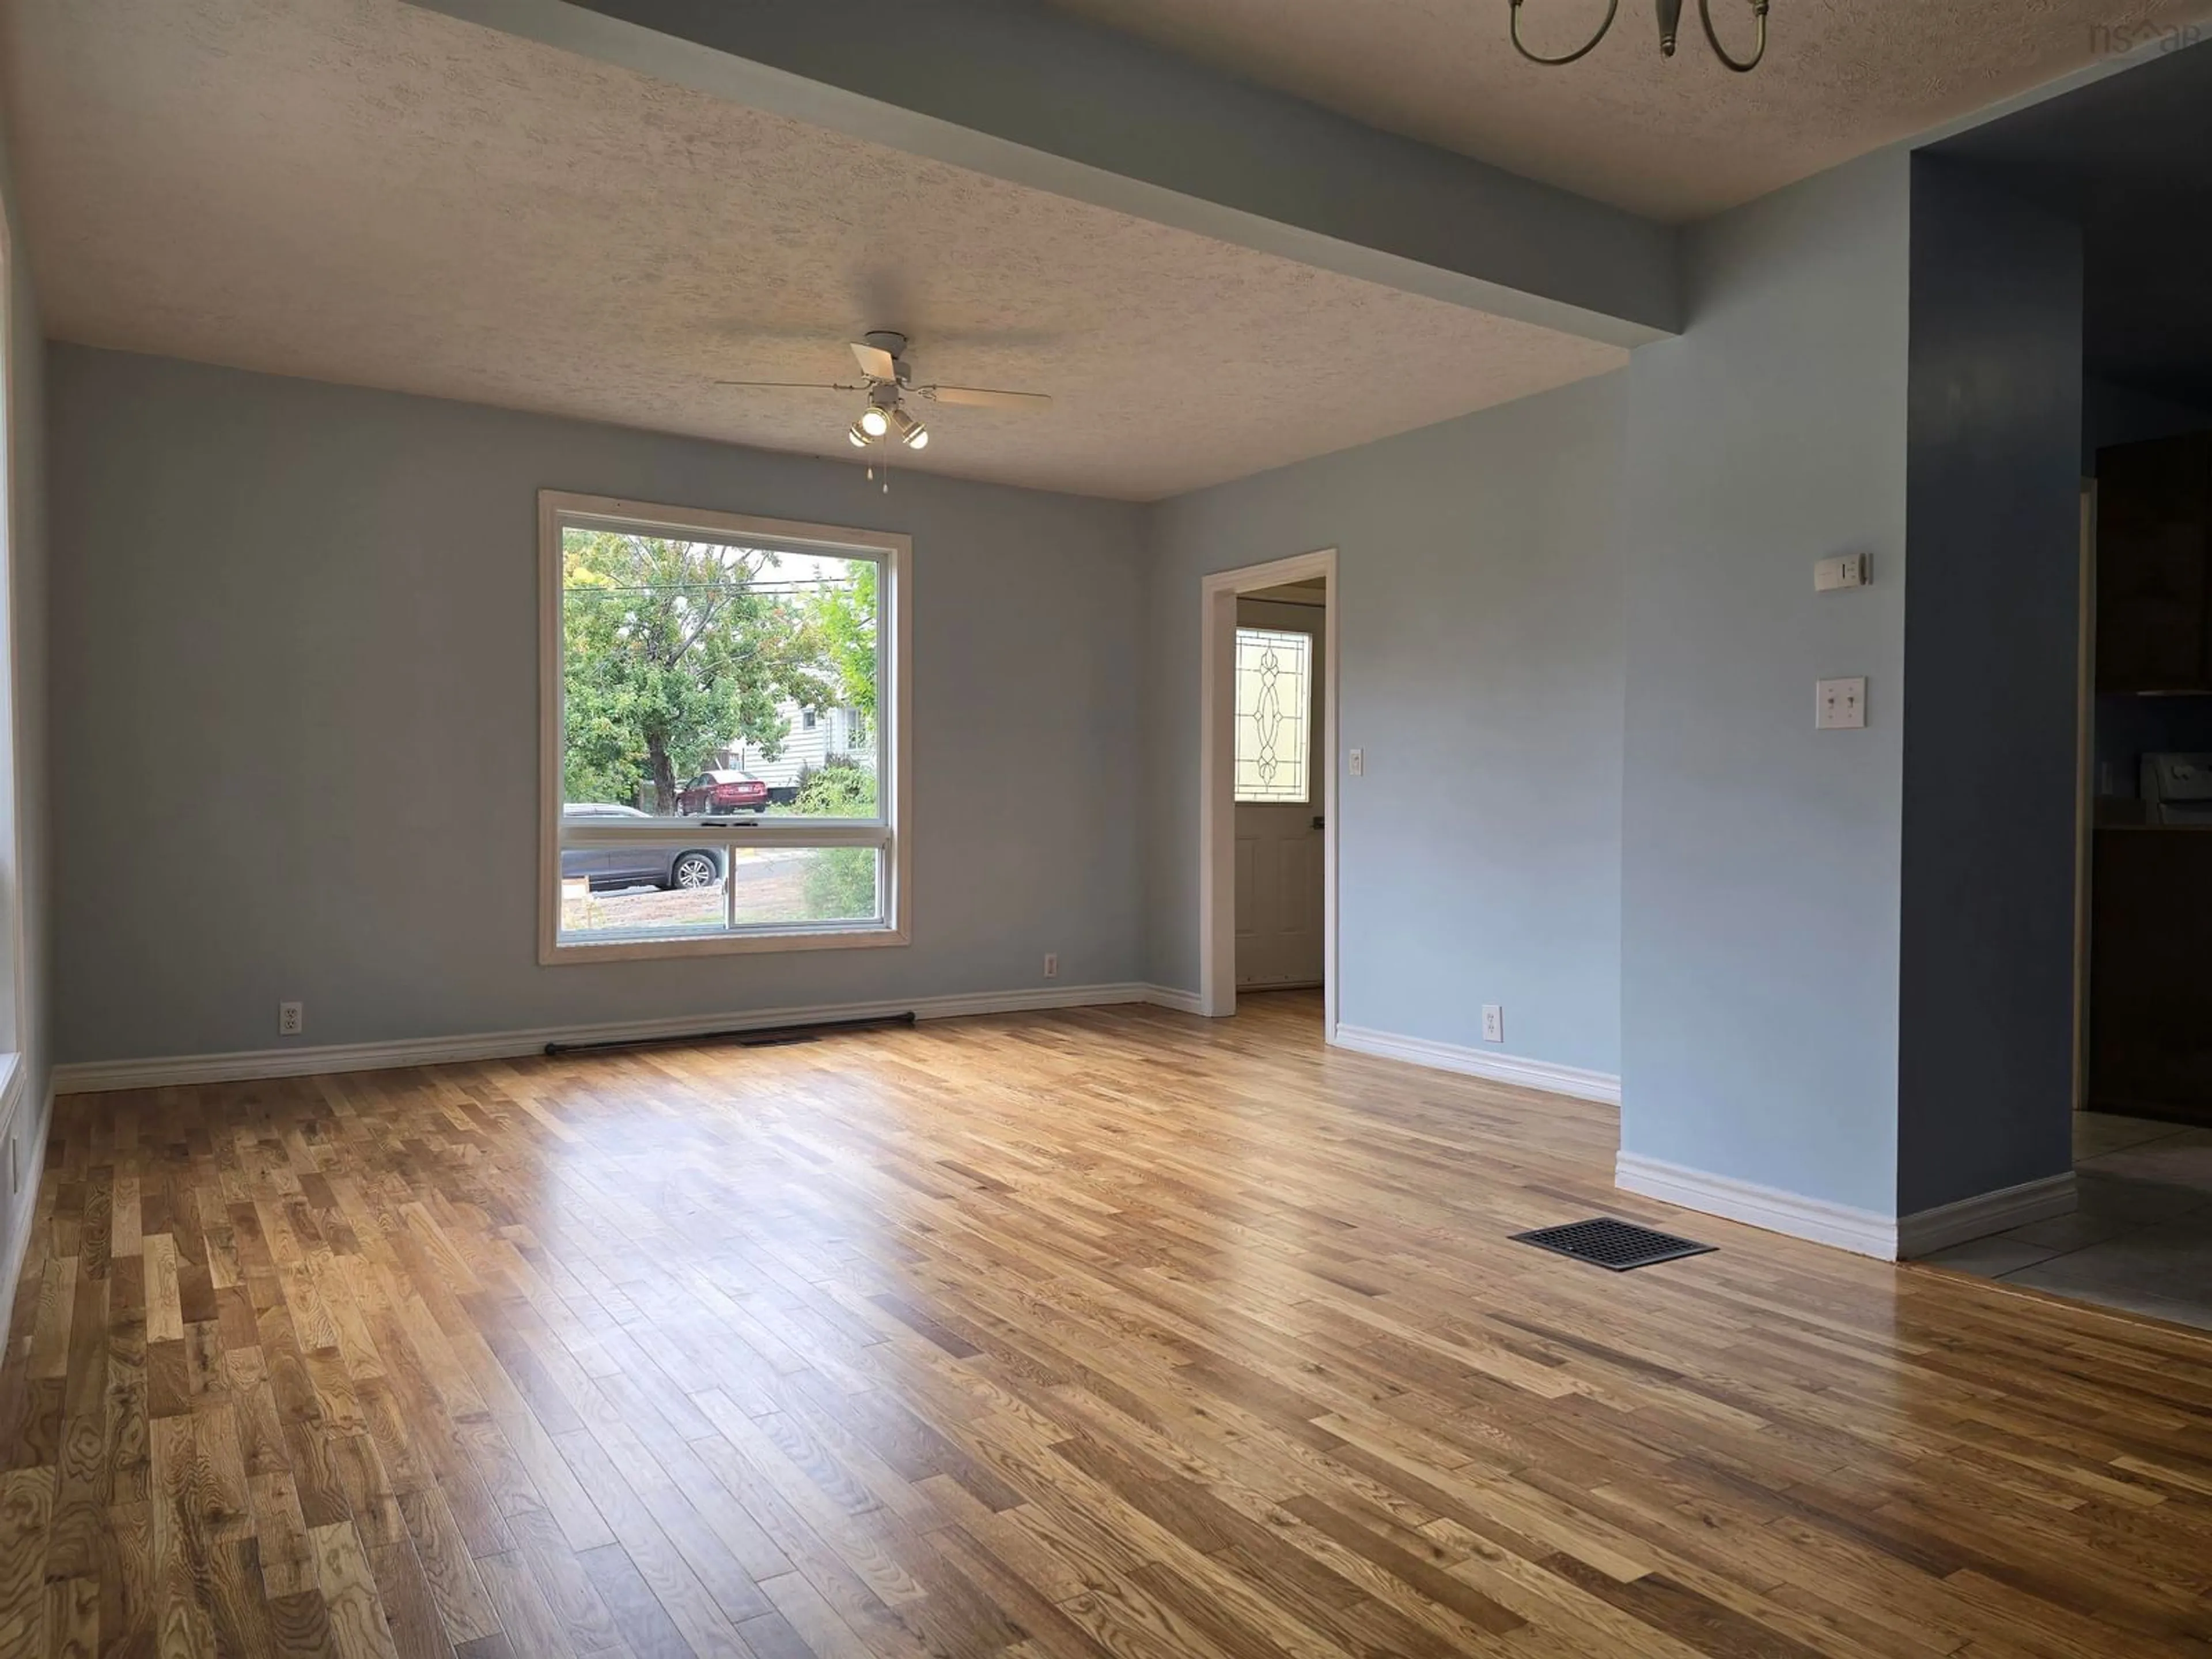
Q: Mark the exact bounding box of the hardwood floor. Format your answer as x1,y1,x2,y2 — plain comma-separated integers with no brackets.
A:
4,990,2212,1657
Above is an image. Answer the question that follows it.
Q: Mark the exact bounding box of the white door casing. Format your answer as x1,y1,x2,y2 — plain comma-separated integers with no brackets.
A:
1198,549,1338,1034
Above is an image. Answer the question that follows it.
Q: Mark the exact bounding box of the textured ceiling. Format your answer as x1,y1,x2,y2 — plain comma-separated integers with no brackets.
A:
1040,0,2212,221
0,0,1624,501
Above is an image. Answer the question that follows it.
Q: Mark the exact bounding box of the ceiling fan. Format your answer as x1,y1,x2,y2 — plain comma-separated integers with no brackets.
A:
717,331,1052,452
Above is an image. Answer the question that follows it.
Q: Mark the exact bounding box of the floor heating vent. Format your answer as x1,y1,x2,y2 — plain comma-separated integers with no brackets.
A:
1512,1217,1716,1271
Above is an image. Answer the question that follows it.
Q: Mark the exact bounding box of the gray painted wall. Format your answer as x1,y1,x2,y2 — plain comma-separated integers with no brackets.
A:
46,347,1148,1063
1617,152,1913,1214
37,145,2101,1237
1145,374,1627,1075
0,108,51,1302
1896,156,2084,1214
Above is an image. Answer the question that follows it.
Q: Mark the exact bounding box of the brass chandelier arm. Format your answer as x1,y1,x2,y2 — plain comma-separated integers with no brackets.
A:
1699,0,1769,71
1509,0,1621,65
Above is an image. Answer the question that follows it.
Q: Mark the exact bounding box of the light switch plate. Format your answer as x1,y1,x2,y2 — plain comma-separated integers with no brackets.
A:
1816,677,1867,730
1349,748,1364,777
1815,552,1870,592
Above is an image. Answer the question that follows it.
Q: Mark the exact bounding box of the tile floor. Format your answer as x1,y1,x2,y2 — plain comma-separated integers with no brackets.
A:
1922,1112,2212,1330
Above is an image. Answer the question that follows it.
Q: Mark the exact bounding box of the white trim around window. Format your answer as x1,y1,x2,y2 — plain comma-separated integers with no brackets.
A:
537,491,912,964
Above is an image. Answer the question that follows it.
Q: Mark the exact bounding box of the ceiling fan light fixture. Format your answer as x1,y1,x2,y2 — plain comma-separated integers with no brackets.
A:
889,406,929,449
723,332,1051,459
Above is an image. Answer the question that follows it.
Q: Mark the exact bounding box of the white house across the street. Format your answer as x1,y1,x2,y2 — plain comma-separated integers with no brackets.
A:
715,698,873,794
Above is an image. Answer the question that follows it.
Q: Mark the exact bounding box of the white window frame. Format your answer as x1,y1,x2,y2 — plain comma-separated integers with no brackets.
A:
537,490,911,964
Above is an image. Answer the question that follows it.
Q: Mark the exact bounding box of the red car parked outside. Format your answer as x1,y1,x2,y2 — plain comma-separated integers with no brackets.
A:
676,769,769,814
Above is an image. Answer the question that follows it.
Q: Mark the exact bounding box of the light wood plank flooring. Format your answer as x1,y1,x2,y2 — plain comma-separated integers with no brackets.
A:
4,990,2212,1657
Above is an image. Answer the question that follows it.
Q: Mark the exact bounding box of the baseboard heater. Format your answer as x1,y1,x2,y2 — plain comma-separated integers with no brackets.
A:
543,1010,917,1058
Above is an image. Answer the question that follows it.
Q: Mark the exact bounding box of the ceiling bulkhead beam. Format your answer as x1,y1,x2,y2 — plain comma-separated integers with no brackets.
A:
403,0,1683,347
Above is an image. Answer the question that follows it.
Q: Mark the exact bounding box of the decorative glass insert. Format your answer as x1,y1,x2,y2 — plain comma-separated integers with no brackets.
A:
1234,627,1312,804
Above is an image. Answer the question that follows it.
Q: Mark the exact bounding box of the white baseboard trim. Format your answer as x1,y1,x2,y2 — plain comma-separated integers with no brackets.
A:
0,1069,49,1350
1615,1153,2085,1263
1615,1152,1899,1259
1333,1024,1621,1105
1896,1171,2077,1259
53,983,1202,1094
1142,984,1207,1016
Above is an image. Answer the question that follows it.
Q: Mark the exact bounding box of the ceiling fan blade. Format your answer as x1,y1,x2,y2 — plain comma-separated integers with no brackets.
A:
849,341,899,381
714,380,859,391
920,384,1053,412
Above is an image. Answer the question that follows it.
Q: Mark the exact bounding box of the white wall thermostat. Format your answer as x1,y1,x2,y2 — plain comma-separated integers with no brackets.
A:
1814,553,1870,592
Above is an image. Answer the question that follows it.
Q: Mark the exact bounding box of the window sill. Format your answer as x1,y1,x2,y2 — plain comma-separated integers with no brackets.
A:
541,922,909,967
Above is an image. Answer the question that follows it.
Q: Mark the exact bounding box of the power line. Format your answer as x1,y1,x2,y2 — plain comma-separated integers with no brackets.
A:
570,593,862,606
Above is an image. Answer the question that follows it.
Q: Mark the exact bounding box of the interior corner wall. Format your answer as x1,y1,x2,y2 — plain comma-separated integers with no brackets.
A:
0,108,47,1301
1617,150,1913,1215
1142,373,1628,1076
46,346,1149,1065
1896,156,2084,1215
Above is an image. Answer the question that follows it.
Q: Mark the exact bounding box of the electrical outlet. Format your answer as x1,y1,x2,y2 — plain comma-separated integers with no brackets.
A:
1349,747,1364,777
1481,1004,1504,1044
279,1001,304,1036
1043,953,1059,980
1816,677,1867,730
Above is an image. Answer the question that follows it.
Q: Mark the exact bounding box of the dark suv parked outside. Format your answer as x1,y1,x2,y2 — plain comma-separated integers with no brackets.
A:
560,804,724,891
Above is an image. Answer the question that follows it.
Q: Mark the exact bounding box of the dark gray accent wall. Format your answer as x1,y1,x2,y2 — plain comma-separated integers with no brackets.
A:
1896,156,2084,1214
1617,152,1913,1214
1145,374,1627,1075
47,347,1149,1063
2083,376,2212,471
1924,34,2212,412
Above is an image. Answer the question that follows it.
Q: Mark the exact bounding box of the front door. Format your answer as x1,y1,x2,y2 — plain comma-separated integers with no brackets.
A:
1233,601,1325,989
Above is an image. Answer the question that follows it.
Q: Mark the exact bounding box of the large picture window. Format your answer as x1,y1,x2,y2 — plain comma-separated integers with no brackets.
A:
539,493,908,961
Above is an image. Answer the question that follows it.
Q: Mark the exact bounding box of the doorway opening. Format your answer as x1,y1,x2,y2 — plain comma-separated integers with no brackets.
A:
1923,467,2212,1330
1198,551,1338,1037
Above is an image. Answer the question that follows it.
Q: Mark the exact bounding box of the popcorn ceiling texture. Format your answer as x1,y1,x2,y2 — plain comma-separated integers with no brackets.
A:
1044,0,2212,221
0,0,1624,500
